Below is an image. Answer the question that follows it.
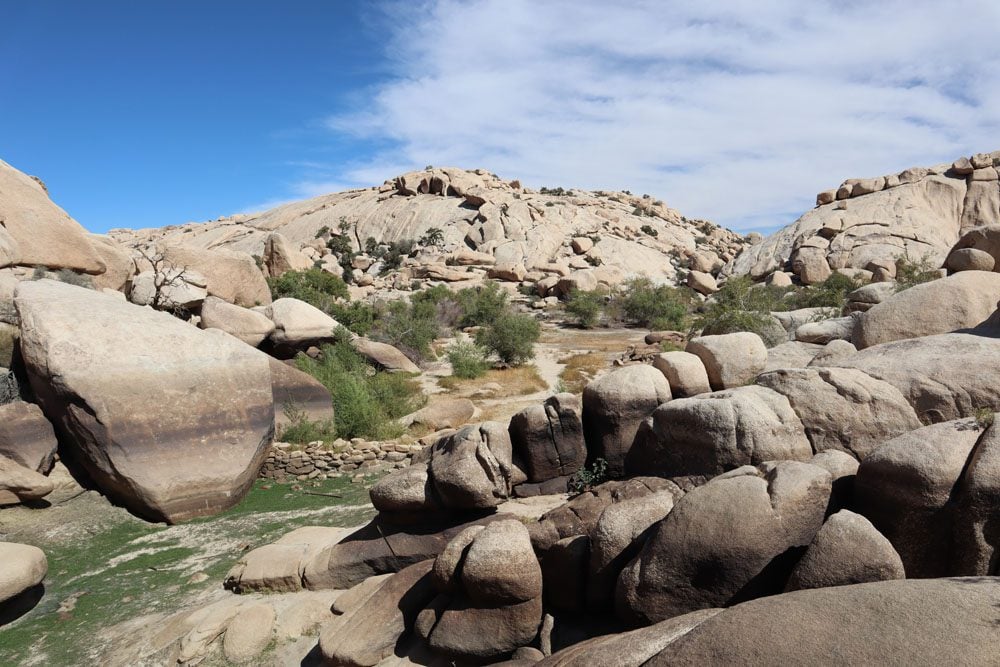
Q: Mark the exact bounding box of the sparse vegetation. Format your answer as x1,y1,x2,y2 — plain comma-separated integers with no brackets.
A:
456,280,509,327
294,332,423,440
419,227,445,247
558,352,607,393
447,341,490,379
569,457,609,493
975,407,995,430
895,255,941,291
277,404,338,444
613,276,690,330
640,224,658,236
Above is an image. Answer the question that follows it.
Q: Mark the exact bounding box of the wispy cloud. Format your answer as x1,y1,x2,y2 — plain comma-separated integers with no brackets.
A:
316,0,1000,230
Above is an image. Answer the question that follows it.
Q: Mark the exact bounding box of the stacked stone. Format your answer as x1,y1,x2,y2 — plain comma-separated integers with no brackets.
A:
259,439,422,481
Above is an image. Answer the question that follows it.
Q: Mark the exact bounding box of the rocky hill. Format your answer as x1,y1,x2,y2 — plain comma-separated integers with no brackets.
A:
726,150,1000,283
112,167,746,297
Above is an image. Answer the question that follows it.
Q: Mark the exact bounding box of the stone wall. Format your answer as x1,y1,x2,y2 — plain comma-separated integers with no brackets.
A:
259,439,422,481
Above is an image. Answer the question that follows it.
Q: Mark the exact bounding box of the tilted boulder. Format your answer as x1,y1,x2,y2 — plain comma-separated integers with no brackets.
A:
641,579,1000,665
129,267,208,309
400,399,477,431
686,332,767,390
626,385,811,478
756,367,920,460
199,296,275,347
764,340,823,370
617,461,831,623
15,280,274,522
160,243,270,308
855,418,983,577
0,401,58,473
831,332,1000,423
0,159,105,273
351,337,420,373
784,510,904,591
509,393,586,483
319,559,437,666
87,234,135,291
945,247,994,272
854,271,1000,348
262,232,312,277
582,365,671,478
262,298,340,355
948,224,1000,269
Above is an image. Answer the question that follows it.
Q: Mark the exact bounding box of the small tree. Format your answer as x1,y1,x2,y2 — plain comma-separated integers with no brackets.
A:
419,227,445,247
565,289,604,328
134,246,193,314
476,313,540,365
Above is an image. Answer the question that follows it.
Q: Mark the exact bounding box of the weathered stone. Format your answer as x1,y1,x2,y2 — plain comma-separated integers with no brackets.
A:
264,298,340,354
854,271,1000,348
15,280,274,522
461,520,542,605
756,367,920,460
618,462,831,623
626,385,811,478
686,332,767,390
262,232,312,277
0,454,53,504
0,542,47,612
268,358,334,432
426,595,543,660
160,243,270,308
652,351,711,398
370,462,440,515
222,603,275,664
945,247,995,273
0,401,58,473
87,234,134,291
794,314,857,344
401,399,477,431
429,422,513,510
509,393,586,482
351,337,420,373
199,296,275,347
582,366,671,477
686,270,717,295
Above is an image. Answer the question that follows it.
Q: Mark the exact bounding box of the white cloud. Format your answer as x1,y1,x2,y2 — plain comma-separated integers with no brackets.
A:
319,0,1000,231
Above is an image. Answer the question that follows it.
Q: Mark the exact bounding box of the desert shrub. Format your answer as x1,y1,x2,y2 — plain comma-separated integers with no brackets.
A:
328,301,377,337
975,407,996,430
267,269,348,314
565,289,604,328
0,370,19,406
375,299,441,362
447,341,490,379
380,239,416,273
693,275,788,346
613,276,689,329
895,255,941,291
277,404,338,444
294,333,423,440
476,312,540,365
54,269,94,288
786,272,860,310
456,280,509,327
419,227,445,247
640,224,658,237
569,458,609,493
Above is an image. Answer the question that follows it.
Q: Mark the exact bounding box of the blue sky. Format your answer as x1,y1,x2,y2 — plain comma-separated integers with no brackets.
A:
3,1,1000,234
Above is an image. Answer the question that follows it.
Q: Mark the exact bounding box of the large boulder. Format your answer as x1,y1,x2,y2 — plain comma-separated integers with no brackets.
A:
351,337,420,373
686,332,767,390
262,232,312,277
626,385,811,478
855,418,983,577
199,296,275,347
268,358,334,433
854,271,1000,348
0,542,47,616
509,393,586,483
420,520,544,660
952,417,1000,575
582,366,671,478
400,399,477,431
87,234,135,291
15,280,274,522
948,224,1000,269
784,510,904,591
651,351,711,398
159,243,270,308
617,461,831,623
263,298,340,355
0,159,105,273
129,267,208,310
756,367,921,460
428,422,514,510
0,401,58,473
830,332,1000,423
318,559,437,666
642,579,1000,665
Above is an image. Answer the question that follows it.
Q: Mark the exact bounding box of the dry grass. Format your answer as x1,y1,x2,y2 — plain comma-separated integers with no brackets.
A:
438,365,548,398
558,352,610,394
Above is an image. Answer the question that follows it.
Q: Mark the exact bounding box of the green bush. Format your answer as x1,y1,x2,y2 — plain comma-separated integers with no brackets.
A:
613,276,689,329
692,276,788,346
565,289,604,328
568,458,609,493
376,299,441,361
786,273,860,309
328,301,377,337
267,269,349,314
476,313,540,365
895,255,940,292
456,281,509,327
447,341,490,379
294,334,423,440
379,239,416,273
